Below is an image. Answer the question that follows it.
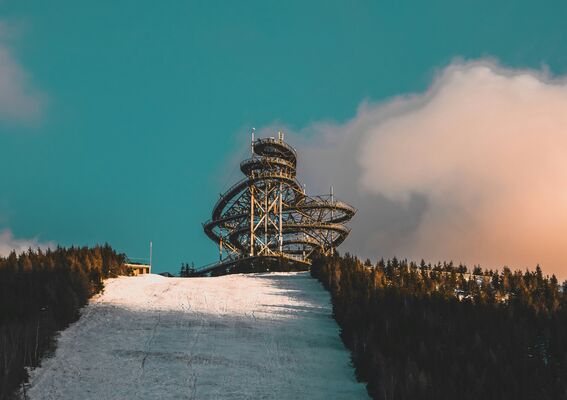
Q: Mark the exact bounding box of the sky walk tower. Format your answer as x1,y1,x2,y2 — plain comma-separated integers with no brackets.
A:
201,131,355,274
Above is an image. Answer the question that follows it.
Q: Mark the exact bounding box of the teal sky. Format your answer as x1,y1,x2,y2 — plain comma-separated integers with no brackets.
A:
1,1,566,273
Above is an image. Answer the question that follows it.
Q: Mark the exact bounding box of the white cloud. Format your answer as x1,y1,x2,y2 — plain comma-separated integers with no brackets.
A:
0,21,44,123
268,60,567,278
0,229,54,256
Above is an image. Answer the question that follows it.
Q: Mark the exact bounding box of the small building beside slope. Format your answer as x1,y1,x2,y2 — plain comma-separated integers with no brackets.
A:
125,263,151,276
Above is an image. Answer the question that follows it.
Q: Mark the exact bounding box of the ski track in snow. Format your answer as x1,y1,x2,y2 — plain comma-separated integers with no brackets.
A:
26,272,369,400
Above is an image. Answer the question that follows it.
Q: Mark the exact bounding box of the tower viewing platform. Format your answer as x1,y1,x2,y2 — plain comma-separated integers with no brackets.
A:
201,131,356,275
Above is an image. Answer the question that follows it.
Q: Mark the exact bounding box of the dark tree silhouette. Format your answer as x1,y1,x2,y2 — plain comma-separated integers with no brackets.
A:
311,253,567,400
0,245,128,400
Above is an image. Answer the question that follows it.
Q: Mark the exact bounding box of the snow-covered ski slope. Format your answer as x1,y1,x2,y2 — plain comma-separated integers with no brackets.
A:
27,272,369,399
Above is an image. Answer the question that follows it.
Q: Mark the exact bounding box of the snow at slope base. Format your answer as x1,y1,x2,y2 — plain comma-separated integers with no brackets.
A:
26,272,369,399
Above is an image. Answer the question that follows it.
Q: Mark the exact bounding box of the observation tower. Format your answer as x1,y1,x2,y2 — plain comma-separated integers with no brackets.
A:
201,131,355,275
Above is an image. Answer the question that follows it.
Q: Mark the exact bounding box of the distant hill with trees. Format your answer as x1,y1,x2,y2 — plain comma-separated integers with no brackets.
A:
0,245,128,400
311,254,567,400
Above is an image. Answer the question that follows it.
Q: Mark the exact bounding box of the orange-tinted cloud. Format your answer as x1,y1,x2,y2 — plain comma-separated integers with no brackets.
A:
276,60,567,279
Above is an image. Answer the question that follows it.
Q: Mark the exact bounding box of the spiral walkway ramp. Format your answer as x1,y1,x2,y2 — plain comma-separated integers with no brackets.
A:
200,132,356,275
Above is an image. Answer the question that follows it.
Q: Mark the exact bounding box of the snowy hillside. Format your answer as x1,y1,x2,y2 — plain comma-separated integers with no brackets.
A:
26,272,368,399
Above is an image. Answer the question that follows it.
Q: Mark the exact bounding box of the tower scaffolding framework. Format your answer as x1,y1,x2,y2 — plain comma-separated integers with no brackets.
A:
201,132,356,275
